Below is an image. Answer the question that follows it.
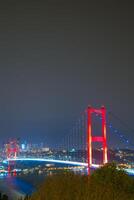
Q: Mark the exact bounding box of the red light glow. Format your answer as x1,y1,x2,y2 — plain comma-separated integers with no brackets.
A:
87,106,108,174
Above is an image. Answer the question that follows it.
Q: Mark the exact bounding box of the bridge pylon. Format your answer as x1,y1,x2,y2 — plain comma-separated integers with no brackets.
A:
87,106,108,174
5,139,19,159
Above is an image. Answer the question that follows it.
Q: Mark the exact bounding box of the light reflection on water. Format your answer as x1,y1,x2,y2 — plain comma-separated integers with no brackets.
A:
0,175,35,200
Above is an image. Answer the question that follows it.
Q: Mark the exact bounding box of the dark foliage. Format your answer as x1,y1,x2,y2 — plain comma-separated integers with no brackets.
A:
30,163,134,200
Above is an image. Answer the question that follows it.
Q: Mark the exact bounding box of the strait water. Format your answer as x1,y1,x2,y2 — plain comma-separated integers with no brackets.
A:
0,175,35,200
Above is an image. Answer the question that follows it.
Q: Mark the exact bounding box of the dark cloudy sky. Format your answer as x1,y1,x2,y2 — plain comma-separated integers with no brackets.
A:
0,1,134,147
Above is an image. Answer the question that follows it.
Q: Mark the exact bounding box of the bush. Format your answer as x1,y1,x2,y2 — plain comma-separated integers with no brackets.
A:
30,163,134,200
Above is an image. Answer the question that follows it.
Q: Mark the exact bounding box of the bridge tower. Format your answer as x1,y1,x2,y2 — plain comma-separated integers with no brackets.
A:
5,139,19,175
87,106,108,174
5,139,19,159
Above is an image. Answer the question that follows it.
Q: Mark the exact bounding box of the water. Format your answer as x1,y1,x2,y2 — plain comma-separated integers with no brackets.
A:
0,175,35,200
0,161,80,199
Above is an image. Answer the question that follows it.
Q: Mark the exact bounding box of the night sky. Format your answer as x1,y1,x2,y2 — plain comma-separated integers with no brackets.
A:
0,1,134,147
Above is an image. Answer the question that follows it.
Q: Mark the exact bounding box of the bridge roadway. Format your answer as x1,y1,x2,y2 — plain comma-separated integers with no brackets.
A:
3,158,134,175
3,157,99,168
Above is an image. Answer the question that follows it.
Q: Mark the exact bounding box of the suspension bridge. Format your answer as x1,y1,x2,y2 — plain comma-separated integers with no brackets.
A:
2,106,134,175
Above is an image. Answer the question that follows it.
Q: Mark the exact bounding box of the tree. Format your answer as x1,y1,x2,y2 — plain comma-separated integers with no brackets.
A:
89,163,134,200
30,163,134,200
2,194,8,200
